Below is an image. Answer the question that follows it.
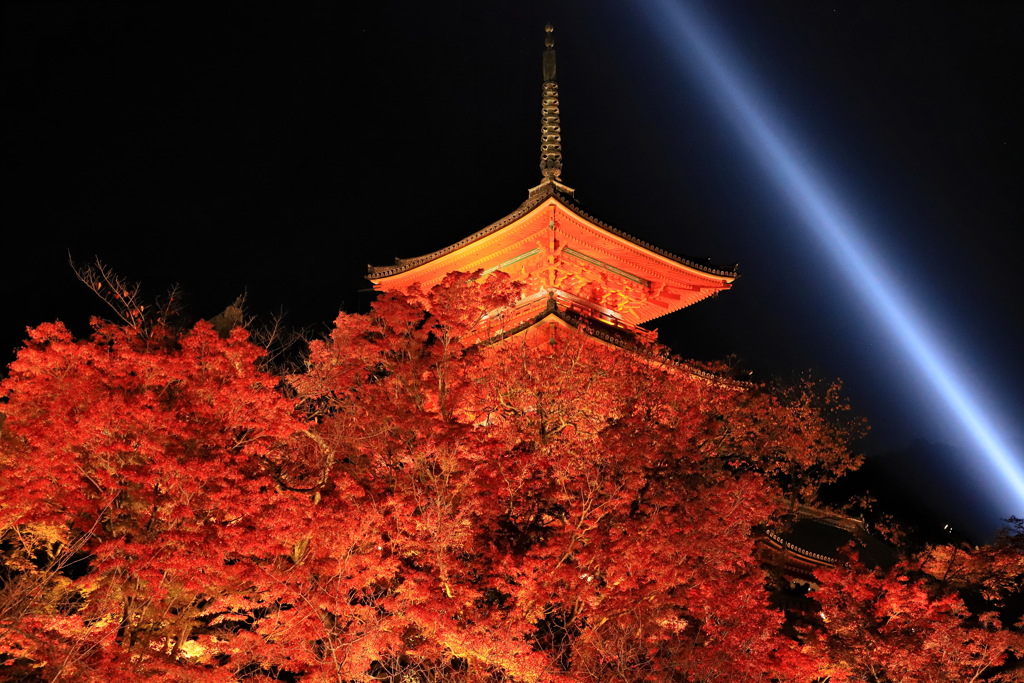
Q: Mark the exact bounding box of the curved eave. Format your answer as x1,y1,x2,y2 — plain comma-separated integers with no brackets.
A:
479,300,750,389
763,529,838,567
553,189,738,279
367,185,739,282
368,192,551,281
633,282,726,327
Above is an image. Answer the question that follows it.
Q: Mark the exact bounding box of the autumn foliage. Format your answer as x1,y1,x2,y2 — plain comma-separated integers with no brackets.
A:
804,532,1024,682
1,273,1021,681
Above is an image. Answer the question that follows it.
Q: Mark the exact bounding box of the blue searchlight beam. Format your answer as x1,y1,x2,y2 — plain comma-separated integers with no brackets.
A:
639,0,1024,514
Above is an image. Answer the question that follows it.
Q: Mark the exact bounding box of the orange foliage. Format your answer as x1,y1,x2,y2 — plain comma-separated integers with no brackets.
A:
3,274,1010,681
806,547,1024,682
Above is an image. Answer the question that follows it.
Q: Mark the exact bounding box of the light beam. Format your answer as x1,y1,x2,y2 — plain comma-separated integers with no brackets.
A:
638,0,1024,515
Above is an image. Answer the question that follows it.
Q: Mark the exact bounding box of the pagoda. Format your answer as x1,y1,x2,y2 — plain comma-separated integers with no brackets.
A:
367,25,888,606
368,25,737,344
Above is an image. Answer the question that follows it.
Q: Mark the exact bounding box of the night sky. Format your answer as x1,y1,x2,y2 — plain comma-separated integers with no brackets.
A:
4,2,1023,539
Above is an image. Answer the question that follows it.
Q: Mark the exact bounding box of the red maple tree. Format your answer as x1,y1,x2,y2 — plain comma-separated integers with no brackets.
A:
0,319,307,680
1,273,1016,681
805,537,1024,682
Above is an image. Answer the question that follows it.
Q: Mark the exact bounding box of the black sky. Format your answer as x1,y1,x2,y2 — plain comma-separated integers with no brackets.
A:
3,1,1023,538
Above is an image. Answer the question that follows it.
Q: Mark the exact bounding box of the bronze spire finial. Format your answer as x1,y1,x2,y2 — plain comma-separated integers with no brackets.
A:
540,24,563,182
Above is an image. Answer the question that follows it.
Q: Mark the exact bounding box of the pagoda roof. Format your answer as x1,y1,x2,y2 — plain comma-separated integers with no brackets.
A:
368,182,738,282
368,182,737,327
472,293,748,389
